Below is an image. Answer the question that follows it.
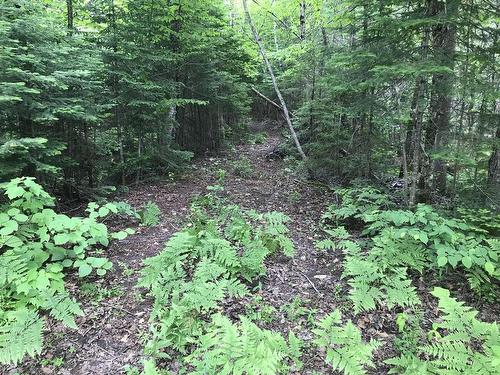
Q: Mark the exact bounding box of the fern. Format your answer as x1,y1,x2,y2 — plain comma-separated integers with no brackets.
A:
348,282,383,314
313,309,380,375
40,291,84,329
382,269,420,310
140,201,161,226
0,308,44,365
386,288,500,374
385,355,429,374
322,185,393,225
139,193,296,370
185,314,301,375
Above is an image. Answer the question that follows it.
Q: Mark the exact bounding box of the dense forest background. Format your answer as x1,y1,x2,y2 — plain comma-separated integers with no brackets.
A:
1,0,498,209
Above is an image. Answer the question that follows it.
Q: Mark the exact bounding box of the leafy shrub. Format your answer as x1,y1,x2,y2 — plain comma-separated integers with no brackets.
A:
393,311,424,356
313,309,380,375
248,132,268,145
318,228,420,314
386,288,500,374
363,205,499,291
322,186,393,226
231,156,253,177
139,201,161,226
458,207,500,237
0,177,132,364
324,197,499,303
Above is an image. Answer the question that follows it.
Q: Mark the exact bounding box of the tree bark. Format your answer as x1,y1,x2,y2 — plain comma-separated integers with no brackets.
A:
66,0,74,30
243,0,307,161
424,0,459,195
487,126,500,209
299,1,306,40
409,28,430,206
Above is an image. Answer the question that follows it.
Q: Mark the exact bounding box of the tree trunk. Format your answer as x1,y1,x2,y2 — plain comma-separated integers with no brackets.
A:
424,0,459,195
243,0,307,161
409,28,430,206
299,1,306,40
66,0,74,31
487,126,500,209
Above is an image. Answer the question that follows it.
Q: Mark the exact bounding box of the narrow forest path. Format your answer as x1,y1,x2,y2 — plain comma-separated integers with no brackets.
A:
16,128,367,375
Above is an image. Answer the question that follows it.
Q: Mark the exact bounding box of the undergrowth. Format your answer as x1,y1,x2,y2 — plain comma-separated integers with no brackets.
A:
318,185,500,374
138,186,299,373
0,177,133,364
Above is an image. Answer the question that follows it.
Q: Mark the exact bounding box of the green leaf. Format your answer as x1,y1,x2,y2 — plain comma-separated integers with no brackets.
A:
112,231,127,240
98,207,110,217
88,257,108,268
0,220,18,235
6,185,25,199
53,233,69,245
461,256,472,269
78,264,92,278
437,256,448,267
96,269,106,276
484,262,495,275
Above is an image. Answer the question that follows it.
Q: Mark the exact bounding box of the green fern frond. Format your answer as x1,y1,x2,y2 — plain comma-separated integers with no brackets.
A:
383,270,420,309
0,308,44,365
40,291,84,329
385,355,429,374
348,281,382,314
313,310,380,375
186,314,298,375
0,252,27,286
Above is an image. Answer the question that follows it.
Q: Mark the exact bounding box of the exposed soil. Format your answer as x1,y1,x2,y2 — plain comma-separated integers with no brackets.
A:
7,126,499,375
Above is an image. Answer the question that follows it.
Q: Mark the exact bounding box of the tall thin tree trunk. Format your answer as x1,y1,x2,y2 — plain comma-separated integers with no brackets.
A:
425,0,459,195
299,1,306,40
487,126,500,210
66,0,74,31
243,0,307,161
409,28,430,206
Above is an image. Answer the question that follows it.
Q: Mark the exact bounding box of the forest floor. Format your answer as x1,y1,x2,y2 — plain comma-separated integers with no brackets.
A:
11,125,500,375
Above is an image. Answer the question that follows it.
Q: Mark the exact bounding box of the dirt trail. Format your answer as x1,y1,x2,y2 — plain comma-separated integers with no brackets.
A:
13,130,342,375
9,127,500,375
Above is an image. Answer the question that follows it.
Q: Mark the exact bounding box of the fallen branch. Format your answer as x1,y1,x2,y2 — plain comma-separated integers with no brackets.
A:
299,271,321,295
243,0,307,161
251,87,282,111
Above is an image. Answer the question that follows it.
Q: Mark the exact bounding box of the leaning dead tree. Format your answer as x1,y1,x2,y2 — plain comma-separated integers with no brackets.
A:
242,0,307,161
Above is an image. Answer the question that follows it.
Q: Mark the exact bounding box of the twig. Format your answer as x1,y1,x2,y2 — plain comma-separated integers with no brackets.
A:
299,272,321,295
251,87,282,111
101,302,137,317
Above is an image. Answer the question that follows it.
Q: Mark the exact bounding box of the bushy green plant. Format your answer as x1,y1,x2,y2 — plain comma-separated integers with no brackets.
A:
322,186,393,225
318,227,420,314
248,132,268,145
386,288,500,374
393,311,424,356
231,156,253,178
185,314,302,374
363,205,500,293
457,208,500,237
313,309,380,375
0,177,132,364
140,201,161,227
138,192,295,362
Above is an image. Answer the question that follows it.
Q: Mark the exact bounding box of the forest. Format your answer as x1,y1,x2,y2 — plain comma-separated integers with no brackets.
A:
0,0,499,374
